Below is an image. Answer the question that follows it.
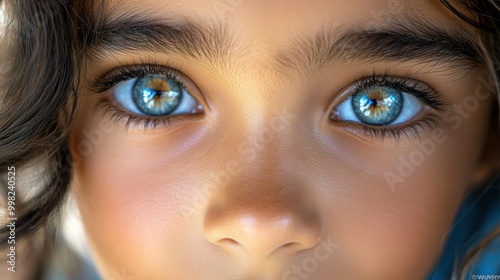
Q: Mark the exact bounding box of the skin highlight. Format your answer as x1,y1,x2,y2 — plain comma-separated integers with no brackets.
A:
67,0,499,279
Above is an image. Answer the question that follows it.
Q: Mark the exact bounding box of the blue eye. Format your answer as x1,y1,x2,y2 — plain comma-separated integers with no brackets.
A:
112,74,201,116
335,86,423,126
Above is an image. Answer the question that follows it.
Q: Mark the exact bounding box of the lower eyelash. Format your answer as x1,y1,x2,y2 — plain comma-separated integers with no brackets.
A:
335,114,441,142
94,101,189,132
89,63,202,132
330,72,449,142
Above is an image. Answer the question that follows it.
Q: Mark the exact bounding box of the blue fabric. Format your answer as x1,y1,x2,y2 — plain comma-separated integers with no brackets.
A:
43,256,101,280
428,178,500,279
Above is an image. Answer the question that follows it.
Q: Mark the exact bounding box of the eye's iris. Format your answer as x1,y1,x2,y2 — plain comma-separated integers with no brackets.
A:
352,86,403,125
132,75,183,116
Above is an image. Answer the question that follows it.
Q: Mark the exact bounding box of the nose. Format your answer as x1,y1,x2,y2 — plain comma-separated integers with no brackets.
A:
202,104,322,258
204,180,321,258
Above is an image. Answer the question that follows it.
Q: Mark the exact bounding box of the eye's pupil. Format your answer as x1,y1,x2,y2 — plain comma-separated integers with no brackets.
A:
352,86,403,125
133,75,183,116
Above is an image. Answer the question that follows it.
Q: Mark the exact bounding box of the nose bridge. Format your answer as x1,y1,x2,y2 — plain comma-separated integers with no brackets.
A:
215,98,300,210
201,75,323,256
228,99,296,171
203,113,322,257
218,58,298,165
213,169,306,217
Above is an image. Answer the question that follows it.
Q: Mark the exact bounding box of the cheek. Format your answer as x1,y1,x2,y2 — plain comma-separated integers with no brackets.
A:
305,98,492,278
71,118,213,278
331,173,466,278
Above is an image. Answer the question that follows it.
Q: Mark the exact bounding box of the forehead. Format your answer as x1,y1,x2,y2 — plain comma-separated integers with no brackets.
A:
102,0,466,33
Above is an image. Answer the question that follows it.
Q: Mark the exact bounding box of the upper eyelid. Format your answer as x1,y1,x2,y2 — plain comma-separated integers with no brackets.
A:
93,64,211,115
350,76,429,97
333,75,450,112
92,65,449,115
88,64,192,94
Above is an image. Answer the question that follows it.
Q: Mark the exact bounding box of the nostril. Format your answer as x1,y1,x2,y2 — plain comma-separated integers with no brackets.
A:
220,238,240,247
218,238,243,251
268,242,300,256
279,242,298,251
204,204,322,257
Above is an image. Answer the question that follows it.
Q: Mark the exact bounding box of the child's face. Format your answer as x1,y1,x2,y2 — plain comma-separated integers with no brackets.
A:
70,0,497,279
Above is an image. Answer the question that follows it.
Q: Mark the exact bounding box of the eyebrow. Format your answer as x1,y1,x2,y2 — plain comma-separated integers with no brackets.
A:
83,13,483,74
82,14,234,69
278,20,483,74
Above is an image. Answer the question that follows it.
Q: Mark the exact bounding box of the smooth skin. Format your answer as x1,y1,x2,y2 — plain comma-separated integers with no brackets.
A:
70,0,499,279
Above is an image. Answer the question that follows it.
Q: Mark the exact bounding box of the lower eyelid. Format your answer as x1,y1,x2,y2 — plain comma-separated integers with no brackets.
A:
330,110,441,140
94,100,204,133
329,85,441,141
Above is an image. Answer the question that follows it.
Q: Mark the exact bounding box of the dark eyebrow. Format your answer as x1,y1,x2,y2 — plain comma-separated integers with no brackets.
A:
82,12,483,75
276,20,484,74
82,14,234,69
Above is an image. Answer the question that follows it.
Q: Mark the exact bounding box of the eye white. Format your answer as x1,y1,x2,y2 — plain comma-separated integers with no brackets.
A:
111,77,199,116
336,91,423,125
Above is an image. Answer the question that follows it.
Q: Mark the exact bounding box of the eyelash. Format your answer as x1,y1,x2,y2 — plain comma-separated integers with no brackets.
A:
333,73,449,141
91,65,449,139
90,64,195,131
340,116,441,141
91,64,190,93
